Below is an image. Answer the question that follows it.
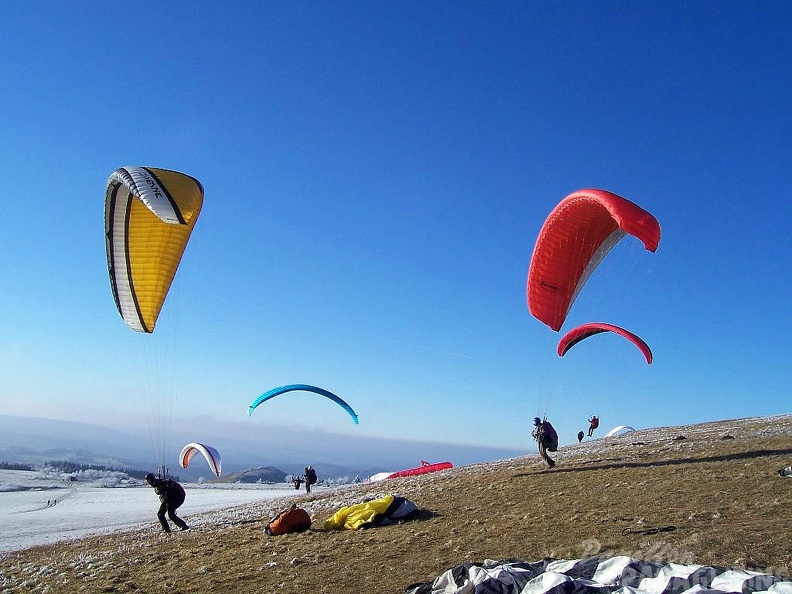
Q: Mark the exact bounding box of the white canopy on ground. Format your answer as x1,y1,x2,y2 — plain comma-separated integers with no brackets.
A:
404,556,792,594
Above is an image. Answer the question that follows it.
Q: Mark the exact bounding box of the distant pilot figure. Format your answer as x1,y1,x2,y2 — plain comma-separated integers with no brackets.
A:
304,466,317,494
588,415,600,437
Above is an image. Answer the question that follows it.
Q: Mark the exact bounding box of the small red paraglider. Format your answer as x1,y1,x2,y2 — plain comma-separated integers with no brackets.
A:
557,322,653,364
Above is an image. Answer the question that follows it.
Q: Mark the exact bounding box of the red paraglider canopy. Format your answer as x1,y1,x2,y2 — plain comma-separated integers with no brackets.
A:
558,322,653,364
527,189,661,332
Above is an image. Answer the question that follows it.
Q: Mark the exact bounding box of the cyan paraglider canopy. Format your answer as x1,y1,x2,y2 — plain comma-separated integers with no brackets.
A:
248,384,359,425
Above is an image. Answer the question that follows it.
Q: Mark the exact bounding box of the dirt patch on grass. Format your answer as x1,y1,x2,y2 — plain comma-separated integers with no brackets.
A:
1,415,790,593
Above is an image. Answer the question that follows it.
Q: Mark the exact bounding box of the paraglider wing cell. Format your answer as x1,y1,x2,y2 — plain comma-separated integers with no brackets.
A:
247,384,359,425
179,442,221,477
526,189,661,332
105,166,203,333
557,322,653,364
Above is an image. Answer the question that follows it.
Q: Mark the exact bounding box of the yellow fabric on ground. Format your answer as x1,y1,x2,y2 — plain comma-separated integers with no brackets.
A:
324,494,395,530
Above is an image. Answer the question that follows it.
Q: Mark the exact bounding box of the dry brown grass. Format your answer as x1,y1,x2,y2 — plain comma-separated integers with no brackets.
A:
1,416,790,593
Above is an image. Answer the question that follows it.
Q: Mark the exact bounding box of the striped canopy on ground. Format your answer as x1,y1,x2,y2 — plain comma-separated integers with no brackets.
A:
404,556,790,594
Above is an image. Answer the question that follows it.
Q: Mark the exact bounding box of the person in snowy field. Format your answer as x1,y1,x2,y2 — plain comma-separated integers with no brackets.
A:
532,417,559,468
304,466,317,494
588,415,599,437
145,473,189,533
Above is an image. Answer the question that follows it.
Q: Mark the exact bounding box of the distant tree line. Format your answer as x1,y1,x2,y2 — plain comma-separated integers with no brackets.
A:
0,461,34,471
0,460,157,479
42,461,151,479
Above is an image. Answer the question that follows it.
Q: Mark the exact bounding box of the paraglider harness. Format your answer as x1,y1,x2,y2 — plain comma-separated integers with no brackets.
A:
532,422,544,443
265,503,312,536
532,417,557,449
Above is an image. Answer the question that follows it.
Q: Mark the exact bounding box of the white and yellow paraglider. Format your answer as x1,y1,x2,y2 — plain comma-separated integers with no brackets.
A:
105,166,204,471
179,442,221,477
105,166,203,333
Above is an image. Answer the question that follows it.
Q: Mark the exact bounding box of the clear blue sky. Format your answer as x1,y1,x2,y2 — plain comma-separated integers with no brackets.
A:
1,2,789,456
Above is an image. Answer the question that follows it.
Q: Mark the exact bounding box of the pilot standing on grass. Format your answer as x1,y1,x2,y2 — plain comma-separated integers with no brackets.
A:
532,417,559,468
145,473,190,533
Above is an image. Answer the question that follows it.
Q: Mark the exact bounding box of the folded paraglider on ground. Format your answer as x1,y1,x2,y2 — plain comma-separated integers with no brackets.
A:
324,494,420,530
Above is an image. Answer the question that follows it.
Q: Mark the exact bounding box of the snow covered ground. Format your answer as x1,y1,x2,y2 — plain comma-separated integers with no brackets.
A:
0,469,302,553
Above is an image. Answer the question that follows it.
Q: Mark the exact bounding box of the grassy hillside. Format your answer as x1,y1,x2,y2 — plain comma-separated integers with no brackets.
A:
1,415,790,593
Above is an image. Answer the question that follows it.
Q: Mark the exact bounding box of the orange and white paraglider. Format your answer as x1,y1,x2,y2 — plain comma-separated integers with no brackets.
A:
179,442,221,477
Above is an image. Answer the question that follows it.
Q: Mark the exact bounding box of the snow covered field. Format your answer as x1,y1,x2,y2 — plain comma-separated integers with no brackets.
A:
0,469,300,553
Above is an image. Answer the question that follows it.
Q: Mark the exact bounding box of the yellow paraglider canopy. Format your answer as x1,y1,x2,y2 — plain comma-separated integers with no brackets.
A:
105,167,203,333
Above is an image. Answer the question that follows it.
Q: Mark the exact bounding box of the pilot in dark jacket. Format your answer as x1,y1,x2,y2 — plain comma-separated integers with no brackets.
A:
145,473,189,533
531,417,558,468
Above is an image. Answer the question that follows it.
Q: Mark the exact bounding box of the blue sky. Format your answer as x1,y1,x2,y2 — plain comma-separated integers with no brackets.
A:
1,2,789,459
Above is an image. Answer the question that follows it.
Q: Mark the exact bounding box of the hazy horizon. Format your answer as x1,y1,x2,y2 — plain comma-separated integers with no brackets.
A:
0,413,525,481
